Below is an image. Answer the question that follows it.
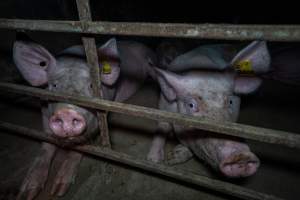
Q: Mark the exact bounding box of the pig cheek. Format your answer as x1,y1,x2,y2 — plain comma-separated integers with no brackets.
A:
193,103,208,119
229,107,240,122
84,111,98,132
24,66,48,86
227,96,241,122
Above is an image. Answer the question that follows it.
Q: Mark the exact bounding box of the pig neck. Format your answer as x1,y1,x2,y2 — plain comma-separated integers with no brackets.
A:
117,41,154,81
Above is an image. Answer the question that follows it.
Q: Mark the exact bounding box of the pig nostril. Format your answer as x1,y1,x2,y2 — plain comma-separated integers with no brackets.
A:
73,119,80,126
55,118,63,126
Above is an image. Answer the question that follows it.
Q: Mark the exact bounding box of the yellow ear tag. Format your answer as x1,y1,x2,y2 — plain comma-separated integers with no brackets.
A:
234,60,254,74
102,61,112,74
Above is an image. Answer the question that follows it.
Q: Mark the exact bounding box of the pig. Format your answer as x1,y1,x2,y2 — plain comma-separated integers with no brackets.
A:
13,38,156,199
263,46,300,86
157,40,270,74
147,41,270,178
0,51,23,83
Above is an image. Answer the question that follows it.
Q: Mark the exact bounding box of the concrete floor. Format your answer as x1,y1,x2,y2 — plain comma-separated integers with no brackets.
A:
0,79,300,200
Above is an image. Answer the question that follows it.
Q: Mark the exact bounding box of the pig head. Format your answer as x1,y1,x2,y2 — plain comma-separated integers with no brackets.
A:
148,41,269,178
13,39,122,145
153,69,261,177
13,37,156,199
13,38,156,145
158,40,270,75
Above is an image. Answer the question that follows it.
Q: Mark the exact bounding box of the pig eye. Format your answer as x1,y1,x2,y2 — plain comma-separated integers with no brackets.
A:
52,83,57,88
184,97,199,113
227,96,240,108
189,103,195,108
39,61,47,67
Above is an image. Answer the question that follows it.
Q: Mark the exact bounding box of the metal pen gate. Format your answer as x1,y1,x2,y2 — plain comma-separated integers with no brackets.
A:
0,1,300,200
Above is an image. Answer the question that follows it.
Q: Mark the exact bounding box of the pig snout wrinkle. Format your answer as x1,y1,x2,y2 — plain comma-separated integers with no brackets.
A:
49,108,86,138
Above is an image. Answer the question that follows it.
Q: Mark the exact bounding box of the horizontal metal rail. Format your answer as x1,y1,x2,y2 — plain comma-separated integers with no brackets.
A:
1,19,300,41
0,82,300,149
0,121,283,200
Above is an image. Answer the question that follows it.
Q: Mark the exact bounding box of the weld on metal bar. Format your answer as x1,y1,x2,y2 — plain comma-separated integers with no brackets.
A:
1,82,300,149
0,19,300,41
76,0,111,147
0,121,283,200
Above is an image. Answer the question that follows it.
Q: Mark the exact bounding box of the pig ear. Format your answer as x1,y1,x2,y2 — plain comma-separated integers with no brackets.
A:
231,41,270,74
234,76,262,95
167,46,228,72
59,45,85,57
13,41,56,86
155,68,184,101
98,38,121,86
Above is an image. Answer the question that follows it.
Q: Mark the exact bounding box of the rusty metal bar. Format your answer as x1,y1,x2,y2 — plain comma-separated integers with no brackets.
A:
76,0,110,147
0,82,300,149
0,121,283,200
1,19,300,41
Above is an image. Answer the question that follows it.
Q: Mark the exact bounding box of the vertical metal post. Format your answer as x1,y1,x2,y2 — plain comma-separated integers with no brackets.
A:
76,0,111,147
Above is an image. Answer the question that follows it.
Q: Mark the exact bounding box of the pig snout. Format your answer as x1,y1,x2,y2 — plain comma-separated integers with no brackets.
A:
219,151,260,178
49,108,86,138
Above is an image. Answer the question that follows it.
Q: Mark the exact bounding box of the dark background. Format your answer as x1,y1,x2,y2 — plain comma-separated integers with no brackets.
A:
0,0,297,24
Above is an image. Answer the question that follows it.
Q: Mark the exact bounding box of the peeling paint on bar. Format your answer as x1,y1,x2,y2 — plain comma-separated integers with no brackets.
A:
0,82,300,149
1,19,300,41
0,121,283,200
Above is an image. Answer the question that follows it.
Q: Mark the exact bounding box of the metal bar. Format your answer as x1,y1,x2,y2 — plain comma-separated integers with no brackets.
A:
76,0,110,147
0,121,283,200
1,19,300,41
0,82,300,149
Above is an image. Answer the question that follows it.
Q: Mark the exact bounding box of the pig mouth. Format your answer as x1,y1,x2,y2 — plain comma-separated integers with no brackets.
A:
219,151,260,178
50,132,95,147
